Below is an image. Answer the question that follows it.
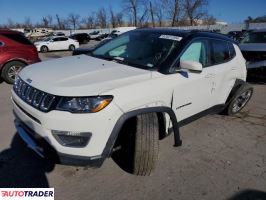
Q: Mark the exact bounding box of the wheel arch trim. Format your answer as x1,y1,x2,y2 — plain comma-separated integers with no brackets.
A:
101,106,182,158
225,79,247,105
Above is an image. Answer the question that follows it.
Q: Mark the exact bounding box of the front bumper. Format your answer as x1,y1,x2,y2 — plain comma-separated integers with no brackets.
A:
15,118,104,167
11,89,123,166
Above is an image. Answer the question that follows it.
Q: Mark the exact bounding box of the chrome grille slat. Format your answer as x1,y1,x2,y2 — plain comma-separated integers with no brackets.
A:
13,77,56,112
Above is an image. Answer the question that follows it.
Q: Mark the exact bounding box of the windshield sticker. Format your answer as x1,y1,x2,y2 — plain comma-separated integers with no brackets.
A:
159,35,182,41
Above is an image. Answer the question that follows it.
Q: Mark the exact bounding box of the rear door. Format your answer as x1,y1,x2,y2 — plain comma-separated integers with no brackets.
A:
50,37,61,50
60,37,69,49
208,39,237,106
172,39,216,121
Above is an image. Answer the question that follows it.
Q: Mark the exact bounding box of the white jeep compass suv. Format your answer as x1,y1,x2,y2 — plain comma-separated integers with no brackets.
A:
12,28,253,176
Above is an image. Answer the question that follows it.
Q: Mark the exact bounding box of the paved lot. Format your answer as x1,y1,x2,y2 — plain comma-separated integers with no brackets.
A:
0,44,265,200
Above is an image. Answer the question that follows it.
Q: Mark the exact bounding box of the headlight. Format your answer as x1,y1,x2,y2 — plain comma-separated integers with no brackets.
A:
56,96,113,113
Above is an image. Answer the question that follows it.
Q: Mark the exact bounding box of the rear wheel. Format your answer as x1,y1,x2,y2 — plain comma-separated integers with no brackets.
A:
69,45,75,51
112,113,159,176
225,84,253,116
1,61,26,84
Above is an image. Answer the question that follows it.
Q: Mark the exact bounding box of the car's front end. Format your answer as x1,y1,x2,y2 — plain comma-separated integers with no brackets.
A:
12,74,123,166
11,48,156,166
34,41,48,52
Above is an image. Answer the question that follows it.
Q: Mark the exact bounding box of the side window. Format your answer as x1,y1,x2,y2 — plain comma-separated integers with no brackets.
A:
60,38,68,41
53,38,60,42
211,39,230,64
180,40,209,67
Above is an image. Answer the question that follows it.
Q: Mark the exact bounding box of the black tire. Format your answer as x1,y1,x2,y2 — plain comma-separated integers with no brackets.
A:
225,83,253,116
69,45,75,51
40,45,48,53
112,113,159,176
1,61,26,84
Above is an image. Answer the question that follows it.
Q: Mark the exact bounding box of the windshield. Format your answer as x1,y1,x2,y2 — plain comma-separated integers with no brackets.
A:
240,32,266,44
92,31,181,69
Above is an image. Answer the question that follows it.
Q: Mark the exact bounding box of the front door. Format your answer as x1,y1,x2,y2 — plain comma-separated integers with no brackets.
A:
172,39,216,121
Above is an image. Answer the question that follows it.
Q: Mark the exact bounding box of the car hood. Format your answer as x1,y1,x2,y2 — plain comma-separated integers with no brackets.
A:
19,55,152,96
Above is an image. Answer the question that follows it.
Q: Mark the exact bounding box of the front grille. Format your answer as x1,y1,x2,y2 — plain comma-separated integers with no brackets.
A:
13,77,57,112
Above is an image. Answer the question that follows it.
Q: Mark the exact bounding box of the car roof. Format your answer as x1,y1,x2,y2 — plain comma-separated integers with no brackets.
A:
134,28,236,43
0,29,22,34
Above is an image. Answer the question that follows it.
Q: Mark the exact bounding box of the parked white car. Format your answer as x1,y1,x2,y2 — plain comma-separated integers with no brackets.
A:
12,28,252,176
34,36,79,52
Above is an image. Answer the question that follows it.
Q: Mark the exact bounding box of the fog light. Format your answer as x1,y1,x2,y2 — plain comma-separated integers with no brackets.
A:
52,130,91,148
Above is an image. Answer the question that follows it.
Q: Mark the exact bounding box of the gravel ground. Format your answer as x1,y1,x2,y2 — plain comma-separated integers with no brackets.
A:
0,43,265,200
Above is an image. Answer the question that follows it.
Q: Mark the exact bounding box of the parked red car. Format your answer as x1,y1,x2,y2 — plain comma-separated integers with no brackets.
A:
0,29,40,84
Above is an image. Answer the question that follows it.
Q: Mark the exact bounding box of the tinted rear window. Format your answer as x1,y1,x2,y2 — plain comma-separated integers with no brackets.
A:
211,40,230,64
2,33,33,45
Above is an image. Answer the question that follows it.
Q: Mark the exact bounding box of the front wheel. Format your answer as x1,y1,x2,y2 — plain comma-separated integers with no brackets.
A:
69,45,75,51
112,113,159,176
225,84,253,116
1,61,26,84
40,46,48,53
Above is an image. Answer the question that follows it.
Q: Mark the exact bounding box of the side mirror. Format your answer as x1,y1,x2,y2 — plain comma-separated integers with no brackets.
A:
180,60,203,72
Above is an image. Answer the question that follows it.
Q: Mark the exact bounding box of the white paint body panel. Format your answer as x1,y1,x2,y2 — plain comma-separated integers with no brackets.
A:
12,44,247,158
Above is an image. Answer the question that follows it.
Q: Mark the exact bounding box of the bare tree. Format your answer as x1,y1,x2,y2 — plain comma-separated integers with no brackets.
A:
56,14,63,29
205,15,216,25
152,0,164,26
138,7,149,27
110,7,117,28
24,17,33,28
6,18,15,28
116,12,124,27
123,0,138,26
183,0,208,26
163,0,182,26
81,14,96,29
42,17,49,28
46,15,53,27
68,13,80,30
123,0,148,27
96,8,107,28
149,1,155,27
